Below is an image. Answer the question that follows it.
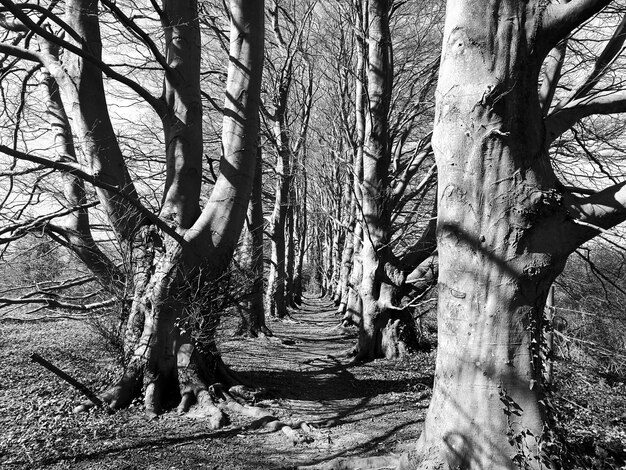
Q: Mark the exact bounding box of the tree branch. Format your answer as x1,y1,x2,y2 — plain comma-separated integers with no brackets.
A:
0,2,82,42
0,40,42,62
390,135,432,205
0,295,115,310
0,144,185,243
100,0,171,74
538,40,567,116
567,180,626,245
539,0,613,56
552,11,626,114
545,90,626,143
0,202,98,240
0,0,164,114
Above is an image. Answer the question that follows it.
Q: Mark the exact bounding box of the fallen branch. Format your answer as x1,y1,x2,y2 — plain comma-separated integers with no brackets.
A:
30,353,112,414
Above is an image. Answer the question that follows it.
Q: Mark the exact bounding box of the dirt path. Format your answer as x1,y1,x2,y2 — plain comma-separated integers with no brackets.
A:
219,296,434,468
1,296,435,470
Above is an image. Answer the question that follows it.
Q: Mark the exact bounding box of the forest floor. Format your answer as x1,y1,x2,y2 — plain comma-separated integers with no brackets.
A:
1,296,625,469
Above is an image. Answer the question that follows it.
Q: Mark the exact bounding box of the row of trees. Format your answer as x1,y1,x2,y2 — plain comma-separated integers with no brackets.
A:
1,0,626,468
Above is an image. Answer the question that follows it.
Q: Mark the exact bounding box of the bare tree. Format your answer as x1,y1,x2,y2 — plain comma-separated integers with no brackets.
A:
0,0,264,423
263,0,316,318
414,0,626,467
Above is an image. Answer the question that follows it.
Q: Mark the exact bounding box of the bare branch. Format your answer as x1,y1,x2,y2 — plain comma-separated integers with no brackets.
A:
0,144,185,243
545,90,626,143
0,202,98,242
539,0,613,56
0,295,115,310
0,41,41,62
0,0,164,113
566,12,626,104
100,0,171,74
566,180,626,245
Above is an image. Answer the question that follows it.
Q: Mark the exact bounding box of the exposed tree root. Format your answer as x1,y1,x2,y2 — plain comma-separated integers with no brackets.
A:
215,383,313,445
73,353,314,445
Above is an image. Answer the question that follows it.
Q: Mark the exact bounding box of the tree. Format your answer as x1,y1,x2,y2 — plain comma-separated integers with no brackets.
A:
413,0,626,468
263,0,316,318
236,147,271,338
336,0,441,360
0,0,264,422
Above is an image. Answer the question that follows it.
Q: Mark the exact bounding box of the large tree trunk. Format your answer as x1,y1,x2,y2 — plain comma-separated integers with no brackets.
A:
410,1,611,467
59,0,144,245
159,0,203,228
342,0,366,328
357,0,418,361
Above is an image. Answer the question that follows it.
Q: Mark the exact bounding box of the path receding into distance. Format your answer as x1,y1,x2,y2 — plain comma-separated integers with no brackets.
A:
219,295,434,468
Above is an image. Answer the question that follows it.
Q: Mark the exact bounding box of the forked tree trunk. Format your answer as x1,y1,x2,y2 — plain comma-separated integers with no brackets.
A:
40,69,124,294
59,0,144,245
88,0,264,419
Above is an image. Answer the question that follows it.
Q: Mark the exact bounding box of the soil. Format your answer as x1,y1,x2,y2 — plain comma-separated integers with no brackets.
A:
1,297,624,469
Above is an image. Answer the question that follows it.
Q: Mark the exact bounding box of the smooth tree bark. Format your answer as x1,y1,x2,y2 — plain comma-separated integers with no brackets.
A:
410,0,625,468
319,0,626,468
285,173,297,307
336,187,357,315
40,64,124,295
265,113,290,318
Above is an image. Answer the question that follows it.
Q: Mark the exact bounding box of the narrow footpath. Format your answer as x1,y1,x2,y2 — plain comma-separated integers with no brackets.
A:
219,296,435,468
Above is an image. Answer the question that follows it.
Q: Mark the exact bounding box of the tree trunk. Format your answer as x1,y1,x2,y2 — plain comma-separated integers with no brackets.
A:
265,130,290,318
159,0,203,228
40,68,124,295
342,0,366,328
293,160,308,305
330,163,343,301
59,0,144,245
336,190,356,316
238,147,271,337
357,0,418,361
285,168,297,307
411,1,599,467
